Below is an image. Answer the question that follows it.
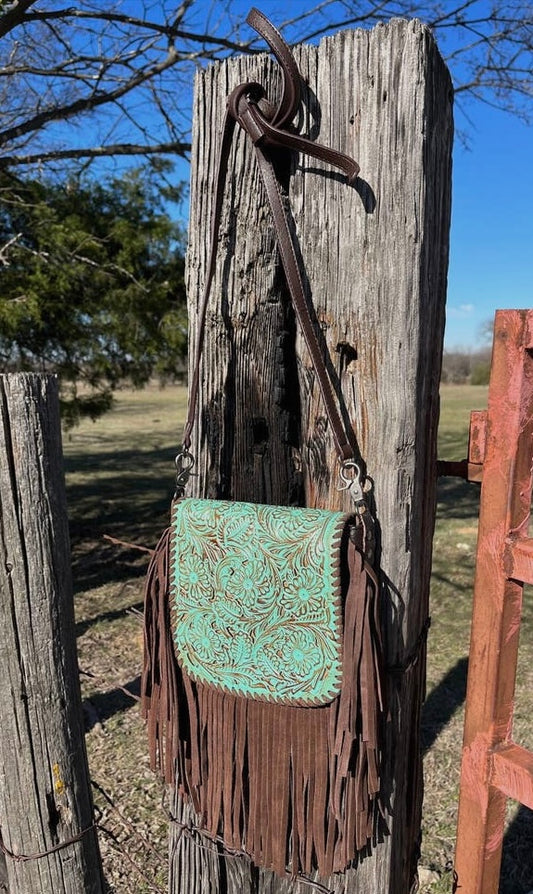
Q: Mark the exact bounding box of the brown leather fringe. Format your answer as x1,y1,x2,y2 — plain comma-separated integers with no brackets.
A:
140,526,184,786
141,531,383,878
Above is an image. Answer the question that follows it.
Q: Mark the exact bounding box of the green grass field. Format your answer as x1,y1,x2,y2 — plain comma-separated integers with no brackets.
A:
422,387,483,893
63,382,533,893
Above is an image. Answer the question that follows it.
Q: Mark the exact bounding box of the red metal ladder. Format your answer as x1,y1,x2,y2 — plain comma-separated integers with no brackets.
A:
453,309,533,892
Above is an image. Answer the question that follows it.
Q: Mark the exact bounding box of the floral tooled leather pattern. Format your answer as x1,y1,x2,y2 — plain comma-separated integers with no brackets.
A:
170,499,347,704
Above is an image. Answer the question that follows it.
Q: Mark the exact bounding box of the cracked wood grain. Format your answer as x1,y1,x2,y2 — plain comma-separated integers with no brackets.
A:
0,374,103,894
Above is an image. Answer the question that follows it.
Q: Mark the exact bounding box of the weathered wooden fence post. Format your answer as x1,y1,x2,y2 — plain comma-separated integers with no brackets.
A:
170,18,452,894
0,374,104,894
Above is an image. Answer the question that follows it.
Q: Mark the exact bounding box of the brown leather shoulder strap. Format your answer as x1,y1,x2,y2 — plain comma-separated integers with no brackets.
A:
245,7,300,127
182,8,361,480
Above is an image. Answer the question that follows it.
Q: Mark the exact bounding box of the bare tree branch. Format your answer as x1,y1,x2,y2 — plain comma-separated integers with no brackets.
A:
0,141,191,168
0,0,37,40
0,232,23,265
0,0,530,172
20,6,257,53
0,46,181,146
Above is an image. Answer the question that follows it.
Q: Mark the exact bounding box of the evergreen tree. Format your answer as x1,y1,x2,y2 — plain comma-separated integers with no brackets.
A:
0,162,187,422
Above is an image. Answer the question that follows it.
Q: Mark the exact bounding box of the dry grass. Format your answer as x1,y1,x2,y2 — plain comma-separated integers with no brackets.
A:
64,382,533,893
420,386,533,894
65,384,186,893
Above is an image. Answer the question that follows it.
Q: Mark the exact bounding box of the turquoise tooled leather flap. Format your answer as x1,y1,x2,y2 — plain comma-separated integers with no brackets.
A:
170,498,349,705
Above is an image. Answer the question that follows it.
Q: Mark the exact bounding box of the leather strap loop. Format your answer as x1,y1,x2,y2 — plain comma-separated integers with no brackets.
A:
246,7,300,127
183,10,359,468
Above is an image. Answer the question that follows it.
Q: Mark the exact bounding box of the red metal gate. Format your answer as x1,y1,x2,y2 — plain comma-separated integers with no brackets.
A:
453,309,533,892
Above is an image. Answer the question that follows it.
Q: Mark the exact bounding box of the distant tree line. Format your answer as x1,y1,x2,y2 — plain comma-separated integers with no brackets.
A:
441,347,492,385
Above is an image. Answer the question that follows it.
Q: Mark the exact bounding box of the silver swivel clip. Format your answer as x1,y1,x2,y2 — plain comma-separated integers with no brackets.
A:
338,459,375,560
174,447,196,499
337,460,366,512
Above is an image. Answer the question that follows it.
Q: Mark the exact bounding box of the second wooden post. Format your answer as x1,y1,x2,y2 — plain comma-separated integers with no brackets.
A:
0,374,104,894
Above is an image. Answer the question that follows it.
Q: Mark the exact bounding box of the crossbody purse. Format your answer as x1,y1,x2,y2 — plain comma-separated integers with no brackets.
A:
141,7,383,879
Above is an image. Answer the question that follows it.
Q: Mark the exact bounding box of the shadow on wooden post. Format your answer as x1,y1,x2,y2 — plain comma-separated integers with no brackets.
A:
169,17,452,894
0,374,104,894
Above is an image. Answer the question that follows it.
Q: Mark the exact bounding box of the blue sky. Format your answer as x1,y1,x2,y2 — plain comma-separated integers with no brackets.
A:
446,106,532,349
174,2,532,351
